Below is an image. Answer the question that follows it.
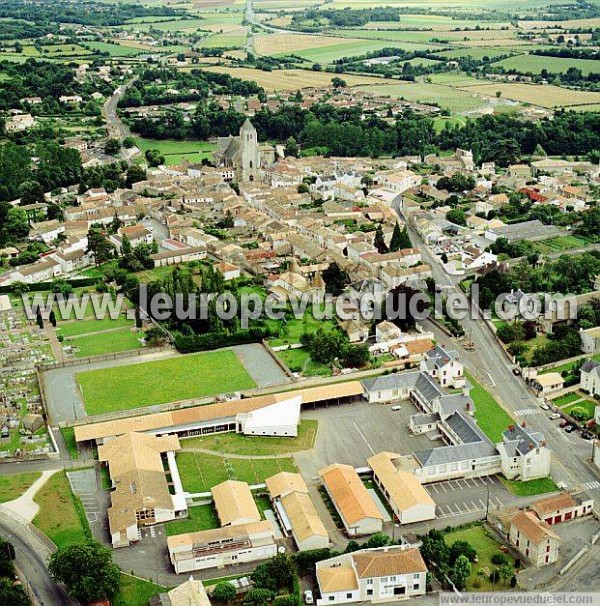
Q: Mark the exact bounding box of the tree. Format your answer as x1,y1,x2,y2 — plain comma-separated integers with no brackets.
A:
446,208,467,226
449,555,472,591
268,553,296,590
374,224,388,254
285,137,299,158
145,148,165,167
86,226,114,265
212,581,237,603
331,77,347,88
449,541,477,565
104,139,122,156
342,344,370,368
18,179,45,205
297,183,309,194
48,540,120,603
389,222,411,252
499,563,514,586
420,530,450,570
322,262,349,296
0,579,28,606
125,165,147,188
244,588,275,606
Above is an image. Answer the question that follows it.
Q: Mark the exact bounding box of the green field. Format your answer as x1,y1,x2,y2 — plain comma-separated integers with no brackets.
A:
360,82,485,112
0,472,41,503
76,350,256,414
135,137,215,166
181,419,318,455
85,41,143,56
444,524,516,592
288,40,435,63
66,327,143,358
534,235,592,255
466,372,514,443
553,392,581,406
276,347,332,376
165,503,219,536
177,452,298,493
200,33,247,48
564,400,597,421
113,574,167,606
500,477,559,497
33,472,91,549
494,54,600,76
57,315,133,338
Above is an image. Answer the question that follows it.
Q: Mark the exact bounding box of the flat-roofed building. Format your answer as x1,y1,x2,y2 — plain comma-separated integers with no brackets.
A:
319,463,383,537
98,432,187,548
367,452,435,525
211,480,261,527
530,492,594,526
167,520,277,574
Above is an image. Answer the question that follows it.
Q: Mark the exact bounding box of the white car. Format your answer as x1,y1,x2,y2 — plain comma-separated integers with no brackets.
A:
304,590,314,605
391,405,402,411
539,402,550,411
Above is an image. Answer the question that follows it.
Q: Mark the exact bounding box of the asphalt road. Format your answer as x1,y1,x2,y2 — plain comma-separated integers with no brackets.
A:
102,77,138,141
403,211,600,500
0,509,76,606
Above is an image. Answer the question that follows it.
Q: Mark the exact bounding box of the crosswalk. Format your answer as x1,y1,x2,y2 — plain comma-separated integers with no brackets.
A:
514,408,544,417
582,480,600,491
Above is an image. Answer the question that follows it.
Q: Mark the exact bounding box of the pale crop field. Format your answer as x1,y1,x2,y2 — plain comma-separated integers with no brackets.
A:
203,66,397,91
254,33,365,55
459,83,600,108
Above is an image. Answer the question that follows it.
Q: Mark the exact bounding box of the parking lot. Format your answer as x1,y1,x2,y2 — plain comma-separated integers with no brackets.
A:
424,476,509,519
296,399,440,479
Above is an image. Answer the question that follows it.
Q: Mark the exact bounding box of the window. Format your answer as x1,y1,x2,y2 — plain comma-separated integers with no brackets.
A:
413,574,420,580
367,579,373,586
366,590,373,597
328,597,334,602
390,576,397,583
414,585,420,591
346,594,353,599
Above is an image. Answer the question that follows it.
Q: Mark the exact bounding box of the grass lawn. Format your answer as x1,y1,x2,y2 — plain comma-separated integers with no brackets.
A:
60,427,79,460
67,327,143,358
564,400,597,422
552,392,581,407
76,349,256,415
466,373,514,443
57,315,133,338
0,472,41,503
113,574,167,606
177,452,298,493
277,347,332,377
267,310,336,347
165,503,219,536
443,524,515,592
534,235,592,255
33,471,91,549
500,477,559,497
542,354,600,376
180,420,318,455
135,137,215,166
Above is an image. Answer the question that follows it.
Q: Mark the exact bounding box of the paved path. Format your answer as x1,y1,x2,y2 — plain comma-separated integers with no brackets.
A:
179,446,305,460
233,343,290,388
1,470,58,522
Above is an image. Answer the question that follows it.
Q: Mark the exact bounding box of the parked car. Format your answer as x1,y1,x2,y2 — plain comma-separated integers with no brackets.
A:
581,430,594,441
565,424,575,433
560,420,569,428
539,402,550,411
391,405,402,411
512,368,522,376
304,590,314,605
549,413,561,420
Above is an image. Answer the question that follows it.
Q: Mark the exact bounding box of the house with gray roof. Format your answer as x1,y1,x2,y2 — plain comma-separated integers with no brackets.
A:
581,358,600,397
497,423,552,481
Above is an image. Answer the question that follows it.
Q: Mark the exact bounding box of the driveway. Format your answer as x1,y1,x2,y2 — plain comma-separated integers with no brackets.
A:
234,343,290,388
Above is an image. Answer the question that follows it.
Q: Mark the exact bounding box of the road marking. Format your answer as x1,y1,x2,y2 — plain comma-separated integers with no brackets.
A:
582,481,600,490
514,408,543,417
440,483,448,492
484,371,496,387
352,422,375,455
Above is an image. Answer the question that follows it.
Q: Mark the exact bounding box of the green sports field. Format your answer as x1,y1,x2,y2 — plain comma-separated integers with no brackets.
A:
76,350,256,415
135,137,215,166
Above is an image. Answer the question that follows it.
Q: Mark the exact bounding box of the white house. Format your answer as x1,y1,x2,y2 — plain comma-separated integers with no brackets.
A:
581,359,600,397
498,423,552,481
580,327,600,355
316,546,427,605
420,345,465,389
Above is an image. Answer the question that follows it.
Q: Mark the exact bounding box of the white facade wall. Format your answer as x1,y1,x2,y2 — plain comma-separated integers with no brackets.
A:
172,542,277,574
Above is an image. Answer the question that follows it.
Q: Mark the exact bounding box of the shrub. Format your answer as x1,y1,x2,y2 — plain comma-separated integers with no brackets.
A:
491,553,508,566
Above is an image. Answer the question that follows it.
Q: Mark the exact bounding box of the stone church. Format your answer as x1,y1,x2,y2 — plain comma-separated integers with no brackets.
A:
213,119,275,182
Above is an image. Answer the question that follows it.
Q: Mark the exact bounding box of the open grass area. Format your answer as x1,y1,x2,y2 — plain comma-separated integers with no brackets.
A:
66,327,143,358
466,372,514,443
85,41,143,56
541,354,600,376
33,471,91,549
177,452,298,493
181,419,318,455
0,472,41,504
500,477,559,497
113,573,167,606
267,311,337,347
76,349,256,415
165,503,219,536
443,524,516,592
134,137,215,166
203,66,395,92
533,235,592,255
564,400,597,422
553,392,581,407
276,347,332,377
60,427,79,460
57,315,133,338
